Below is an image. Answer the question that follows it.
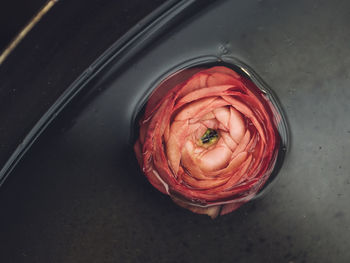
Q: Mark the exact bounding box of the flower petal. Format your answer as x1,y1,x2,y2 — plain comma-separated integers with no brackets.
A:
166,120,190,174
135,66,279,218
228,107,246,143
196,138,232,172
213,107,230,130
222,95,266,144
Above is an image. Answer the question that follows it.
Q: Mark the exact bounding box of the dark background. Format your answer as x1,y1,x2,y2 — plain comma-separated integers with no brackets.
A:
0,0,166,181
1,0,350,263
0,0,46,52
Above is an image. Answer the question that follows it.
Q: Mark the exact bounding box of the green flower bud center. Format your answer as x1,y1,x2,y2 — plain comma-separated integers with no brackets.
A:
199,128,219,147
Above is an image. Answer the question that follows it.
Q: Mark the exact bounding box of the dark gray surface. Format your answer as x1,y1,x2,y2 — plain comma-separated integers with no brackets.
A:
0,0,167,180
0,0,46,51
0,0,350,262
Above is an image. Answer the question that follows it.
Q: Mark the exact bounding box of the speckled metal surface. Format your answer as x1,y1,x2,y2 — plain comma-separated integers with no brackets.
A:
0,0,349,262
0,0,167,181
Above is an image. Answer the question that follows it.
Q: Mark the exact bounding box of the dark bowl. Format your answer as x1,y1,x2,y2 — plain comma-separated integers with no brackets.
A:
0,0,349,262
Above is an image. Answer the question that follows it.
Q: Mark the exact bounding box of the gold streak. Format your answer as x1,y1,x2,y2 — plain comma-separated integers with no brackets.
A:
0,0,58,66
240,67,251,77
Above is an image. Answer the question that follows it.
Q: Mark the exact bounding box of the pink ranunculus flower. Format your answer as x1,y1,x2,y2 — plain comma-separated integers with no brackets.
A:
134,66,279,218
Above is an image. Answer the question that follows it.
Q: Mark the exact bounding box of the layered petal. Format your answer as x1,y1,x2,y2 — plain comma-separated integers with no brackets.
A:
134,66,280,218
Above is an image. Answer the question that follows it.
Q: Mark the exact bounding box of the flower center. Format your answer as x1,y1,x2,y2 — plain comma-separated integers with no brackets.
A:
198,128,219,148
